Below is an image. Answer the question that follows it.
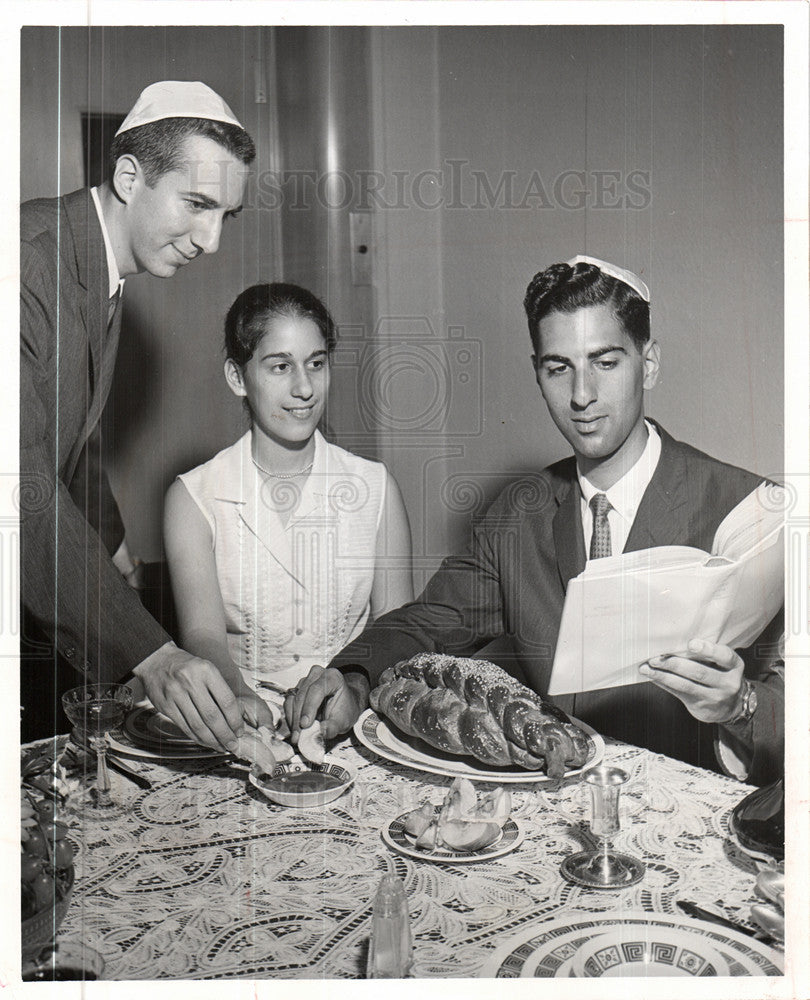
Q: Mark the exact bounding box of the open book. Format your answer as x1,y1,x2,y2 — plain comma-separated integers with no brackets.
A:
547,482,785,696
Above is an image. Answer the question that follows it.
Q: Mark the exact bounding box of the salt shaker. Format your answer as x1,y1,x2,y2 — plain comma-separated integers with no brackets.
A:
367,875,412,978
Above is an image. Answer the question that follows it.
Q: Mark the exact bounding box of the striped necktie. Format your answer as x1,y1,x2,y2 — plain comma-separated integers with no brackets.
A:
589,493,613,559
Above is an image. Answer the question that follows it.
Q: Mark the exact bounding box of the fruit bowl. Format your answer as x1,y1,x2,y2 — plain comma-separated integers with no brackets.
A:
20,746,82,963
21,866,74,963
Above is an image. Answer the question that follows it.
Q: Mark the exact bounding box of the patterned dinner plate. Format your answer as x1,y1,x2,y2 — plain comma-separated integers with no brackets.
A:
124,706,203,747
354,709,604,783
107,709,229,760
481,911,783,978
382,806,524,864
538,928,768,980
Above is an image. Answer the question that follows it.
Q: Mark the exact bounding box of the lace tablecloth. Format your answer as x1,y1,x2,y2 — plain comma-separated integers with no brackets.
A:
47,735,766,980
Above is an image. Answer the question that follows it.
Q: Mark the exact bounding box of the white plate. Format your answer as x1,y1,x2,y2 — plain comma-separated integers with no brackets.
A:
354,709,604,783
482,911,783,978
382,807,524,864
549,928,766,979
573,925,729,977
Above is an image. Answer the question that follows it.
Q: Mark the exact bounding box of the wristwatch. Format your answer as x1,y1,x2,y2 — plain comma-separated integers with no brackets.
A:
726,679,758,727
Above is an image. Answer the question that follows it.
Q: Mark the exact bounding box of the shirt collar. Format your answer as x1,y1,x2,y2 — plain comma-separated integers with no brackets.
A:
223,428,327,505
90,186,125,299
578,420,661,524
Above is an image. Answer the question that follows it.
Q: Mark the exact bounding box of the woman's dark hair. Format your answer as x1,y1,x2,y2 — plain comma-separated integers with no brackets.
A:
109,117,256,186
224,283,337,366
523,262,650,353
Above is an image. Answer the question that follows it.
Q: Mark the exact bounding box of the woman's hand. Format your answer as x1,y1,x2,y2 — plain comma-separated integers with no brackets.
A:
638,638,746,724
284,665,370,744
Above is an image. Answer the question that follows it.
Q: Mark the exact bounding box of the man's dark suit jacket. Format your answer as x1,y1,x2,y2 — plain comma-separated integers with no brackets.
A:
331,425,783,782
20,189,169,722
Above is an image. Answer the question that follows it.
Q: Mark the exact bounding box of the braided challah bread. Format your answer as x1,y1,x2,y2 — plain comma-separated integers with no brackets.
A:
369,653,592,777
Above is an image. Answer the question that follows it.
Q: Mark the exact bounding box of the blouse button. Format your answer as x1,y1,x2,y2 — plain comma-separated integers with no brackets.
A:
293,654,300,662
295,628,303,636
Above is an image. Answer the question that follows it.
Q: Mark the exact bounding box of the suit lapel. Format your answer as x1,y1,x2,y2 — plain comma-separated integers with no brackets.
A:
552,465,586,589
64,189,108,381
63,190,114,483
551,424,689,585
624,424,691,552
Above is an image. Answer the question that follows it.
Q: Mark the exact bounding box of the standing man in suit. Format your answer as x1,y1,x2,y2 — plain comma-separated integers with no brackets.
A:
285,256,783,784
20,81,274,747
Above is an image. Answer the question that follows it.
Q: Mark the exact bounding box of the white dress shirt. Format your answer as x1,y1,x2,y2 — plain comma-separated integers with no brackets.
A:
578,420,662,558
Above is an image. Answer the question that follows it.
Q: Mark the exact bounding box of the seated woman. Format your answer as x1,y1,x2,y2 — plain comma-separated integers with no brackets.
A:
164,283,413,725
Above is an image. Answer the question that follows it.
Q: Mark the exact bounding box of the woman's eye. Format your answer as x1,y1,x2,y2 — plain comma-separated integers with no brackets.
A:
186,200,206,212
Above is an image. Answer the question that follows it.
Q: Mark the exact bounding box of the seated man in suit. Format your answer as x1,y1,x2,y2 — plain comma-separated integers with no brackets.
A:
285,256,783,784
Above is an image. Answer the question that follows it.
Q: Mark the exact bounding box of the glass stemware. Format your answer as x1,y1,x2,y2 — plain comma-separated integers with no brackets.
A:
61,684,134,814
560,764,645,889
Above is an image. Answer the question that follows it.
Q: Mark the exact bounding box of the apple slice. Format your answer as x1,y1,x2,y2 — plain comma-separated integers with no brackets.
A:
415,822,439,851
440,776,478,823
234,730,278,774
403,802,435,838
438,819,501,853
474,787,512,827
298,720,326,765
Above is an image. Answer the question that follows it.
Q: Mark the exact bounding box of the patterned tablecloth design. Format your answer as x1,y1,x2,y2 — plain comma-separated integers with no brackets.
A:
46,735,768,980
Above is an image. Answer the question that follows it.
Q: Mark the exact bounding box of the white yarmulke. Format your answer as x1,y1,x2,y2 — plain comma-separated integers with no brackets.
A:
566,254,650,303
115,80,244,136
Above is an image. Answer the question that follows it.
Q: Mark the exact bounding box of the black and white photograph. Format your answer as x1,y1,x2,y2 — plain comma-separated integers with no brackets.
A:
6,1,808,995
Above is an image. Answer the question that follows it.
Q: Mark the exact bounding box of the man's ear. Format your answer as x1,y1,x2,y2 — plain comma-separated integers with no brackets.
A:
224,358,247,398
112,154,141,203
531,353,543,389
642,339,661,389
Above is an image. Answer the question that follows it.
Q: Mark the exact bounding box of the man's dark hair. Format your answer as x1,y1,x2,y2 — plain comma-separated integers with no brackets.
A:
109,117,256,186
225,282,337,368
524,261,650,353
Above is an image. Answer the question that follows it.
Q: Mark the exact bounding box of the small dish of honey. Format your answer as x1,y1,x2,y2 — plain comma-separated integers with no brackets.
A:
249,761,354,808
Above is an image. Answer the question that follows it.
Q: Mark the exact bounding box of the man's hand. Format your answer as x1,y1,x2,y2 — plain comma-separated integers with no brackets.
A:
133,642,258,751
639,638,746,724
284,665,370,744
236,690,277,731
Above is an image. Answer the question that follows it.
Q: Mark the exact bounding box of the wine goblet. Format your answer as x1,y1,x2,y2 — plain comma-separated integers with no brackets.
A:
61,684,134,813
560,764,645,889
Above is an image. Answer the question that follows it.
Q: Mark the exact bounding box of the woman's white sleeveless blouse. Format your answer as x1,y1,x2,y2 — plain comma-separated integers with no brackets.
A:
178,430,386,690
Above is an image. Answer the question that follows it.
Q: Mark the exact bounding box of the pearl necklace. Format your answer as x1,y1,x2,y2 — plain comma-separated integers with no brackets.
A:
251,455,314,479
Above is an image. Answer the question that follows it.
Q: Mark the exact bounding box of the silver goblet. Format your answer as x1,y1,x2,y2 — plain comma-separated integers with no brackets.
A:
560,765,645,889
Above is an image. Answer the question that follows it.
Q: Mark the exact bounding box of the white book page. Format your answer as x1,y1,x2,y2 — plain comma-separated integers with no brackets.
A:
549,487,785,696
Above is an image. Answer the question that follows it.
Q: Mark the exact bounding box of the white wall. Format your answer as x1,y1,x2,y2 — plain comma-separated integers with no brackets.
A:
369,26,784,576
